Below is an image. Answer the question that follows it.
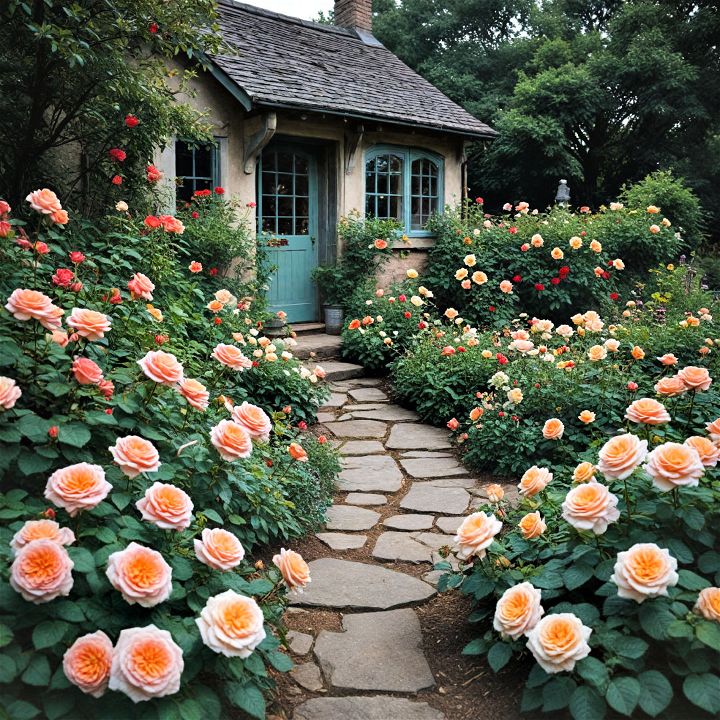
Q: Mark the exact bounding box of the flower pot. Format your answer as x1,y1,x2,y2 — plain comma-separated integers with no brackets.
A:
323,305,344,335
264,317,287,337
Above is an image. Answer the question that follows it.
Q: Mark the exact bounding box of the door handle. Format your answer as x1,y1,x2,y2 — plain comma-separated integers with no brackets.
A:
311,236,316,246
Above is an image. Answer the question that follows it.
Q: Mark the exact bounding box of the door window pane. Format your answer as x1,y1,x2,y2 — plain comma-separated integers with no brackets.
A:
259,150,312,236
410,157,439,231
175,139,219,203
365,153,404,222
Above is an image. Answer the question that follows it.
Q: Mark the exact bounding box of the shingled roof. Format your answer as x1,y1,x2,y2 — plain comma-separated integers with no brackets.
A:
209,0,496,139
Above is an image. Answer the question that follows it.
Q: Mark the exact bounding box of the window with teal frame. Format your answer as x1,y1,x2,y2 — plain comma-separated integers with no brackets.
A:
175,139,220,202
364,146,444,236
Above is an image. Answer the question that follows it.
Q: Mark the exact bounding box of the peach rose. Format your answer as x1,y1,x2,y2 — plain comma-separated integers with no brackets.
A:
273,548,311,591
678,365,712,391
45,462,112,516
631,346,645,360
542,418,564,440
109,625,183,702
518,466,552,497
526,613,592,674
587,344,607,361
127,272,155,301
288,442,308,462
625,398,671,425
470,407,484,422
26,188,62,214
654,375,687,397
194,528,245,571
212,343,253,370
597,433,648,480
109,435,161,478
472,271,488,285
63,631,113,697
493,582,544,639
48,328,69,347
519,512,546,539
66,308,111,341
695,587,720,622
611,543,678,602
196,590,266,658
211,419,253,461
643,442,704,491
72,356,103,385
0,376,22,409
136,482,193,530
11,519,75,554
573,461,596,483
685,436,720,467
106,542,172,607
229,401,272,441
207,299,224,313
657,353,678,366
5,288,64,330
578,410,596,424
10,538,74,603
486,483,504,502
178,378,209,410
707,418,720,444
454,512,502,560
138,350,184,385
562,480,620,534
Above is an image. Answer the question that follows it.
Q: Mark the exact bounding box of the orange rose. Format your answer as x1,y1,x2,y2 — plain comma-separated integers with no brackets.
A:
48,328,69,347
348,319,361,330
707,418,720,444
526,613,592,673
654,375,687,397
678,365,712,391
11,519,75,554
127,272,155,301
695,587,720,622
45,462,112,516
0,376,22,410
519,511,546,539
25,188,62,214
578,410,595,424
137,350,184,385
454,511,502,560
229,401,272,441
469,407,484,422
611,542,678,602
518,466,552,497
66,308,111,342
288,442,308,462
196,590,266,657
106,542,172,607
273,548,311,591
72,356,103,385
643,442,704,491
562,480,620,534
5,288,64,330
625,398,671,425
194,528,245,571
684,436,720,467
631,346,645,360
472,271,488,285
207,299,224,313
657,353,678,366
211,420,253,461
374,238,388,249
573,461,596,483
136,482,193,530
51,209,69,225
587,344,607,361
597,433,647,480
178,378,209,411
212,343,252,370
493,582,544,639
486,483,504,503
63,631,113,697
109,435,161,478
542,418,564,440
10,539,74,603
188,261,203,273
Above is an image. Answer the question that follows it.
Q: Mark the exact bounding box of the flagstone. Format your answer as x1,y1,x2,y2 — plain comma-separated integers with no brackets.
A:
319,392,347,409
325,419,387,438
344,492,387,506
338,440,385,455
350,406,419,422
435,516,463,534
373,531,433,563
401,451,454,458
383,514,435,530
400,456,469,478
291,661,324,692
315,532,368,550
325,505,380,531
337,454,403,492
386,423,451,450
294,696,445,720
348,387,389,402
400,483,470,514
287,630,313,656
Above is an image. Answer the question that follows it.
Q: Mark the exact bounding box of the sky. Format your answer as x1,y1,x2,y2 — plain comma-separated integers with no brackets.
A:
245,0,334,20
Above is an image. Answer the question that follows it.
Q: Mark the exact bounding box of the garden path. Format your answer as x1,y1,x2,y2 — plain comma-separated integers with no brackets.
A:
281,375,518,720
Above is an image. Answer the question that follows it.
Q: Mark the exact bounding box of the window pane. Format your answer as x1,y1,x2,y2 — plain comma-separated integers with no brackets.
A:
296,217,309,235
262,172,276,194
277,152,293,173
194,145,212,176
278,197,293,217
295,174,308,197
262,216,276,233
295,196,309,217
177,181,193,204
278,217,293,234
195,177,212,192
176,142,193,177
294,155,308,175
389,173,402,195
376,196,388,218
365,195,375,217
389,195,402,220
262,196,277,217
276,174,292,195
389,155,402,173
376,172,388,195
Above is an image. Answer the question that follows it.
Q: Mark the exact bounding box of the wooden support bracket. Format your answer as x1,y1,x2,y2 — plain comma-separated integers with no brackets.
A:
244,112,277,174
344,124,364,175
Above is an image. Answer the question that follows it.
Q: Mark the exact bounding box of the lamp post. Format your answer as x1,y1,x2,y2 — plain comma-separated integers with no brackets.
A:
555,179,571,207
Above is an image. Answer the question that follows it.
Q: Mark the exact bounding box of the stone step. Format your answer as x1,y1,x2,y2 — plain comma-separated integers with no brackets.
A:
295,333,342,360
294,696,446,720
292,322,326,336
313,360,364,382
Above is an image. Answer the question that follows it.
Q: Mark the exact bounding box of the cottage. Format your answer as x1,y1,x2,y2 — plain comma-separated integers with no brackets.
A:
157,0,495,322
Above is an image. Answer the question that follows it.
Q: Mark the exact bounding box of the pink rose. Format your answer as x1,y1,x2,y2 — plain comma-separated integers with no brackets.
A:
106,542,172,607
229,401,272,441
45,462,112,516
0,376,22,410
66,308,112,342
454,512,502,560
678,366,712,391
518,466,552,497
625,398,671,425
136,482,193,530
196,590,266,657
10,539,74,603
137,350,184,385
5,288,64,330
194,528,245,571
212,343,252,370
526,613,592,673
63,631,113,697
643,442,704,491
273,548,311,591
561,480,620,534
493,582,544,639
109,435,161,478
210,419,253,461
26,188,62,215
10,519,75,555
127,272,155,300
597,433,648,480
611,543,678,602
72,357,104,385
178,378,209,411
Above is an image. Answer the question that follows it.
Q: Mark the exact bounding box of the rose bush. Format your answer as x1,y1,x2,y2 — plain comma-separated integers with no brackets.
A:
0,189,337,719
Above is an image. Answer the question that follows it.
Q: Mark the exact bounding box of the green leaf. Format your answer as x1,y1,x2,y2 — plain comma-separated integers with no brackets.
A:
683,673,720,714
225,682,266,719
0,653,18,683
462,637,488,655
0,623,13,648
58,422,91,448
16,413,53,442
487,641,513,672
21,654,51,686
542,677,576,711
171,556,193,581
17,450,54,476
33,620,69,649
638,602,675,640
563,563,595,590
637,670,673,717
112,492,131,510
569,686,606,720
6,700,40,720
606,677,641,716
607,635,648,659
678,569,711,591
576,656,609,690
68,546,95,573
202,508,224,524
45,382,71,397
178,698,205,720
697,622,720,651
264,649,293,672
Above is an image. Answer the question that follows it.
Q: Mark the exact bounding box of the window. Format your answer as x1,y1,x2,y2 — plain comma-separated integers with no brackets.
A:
365,146,443,236
175,140,220,202
259,149,311,235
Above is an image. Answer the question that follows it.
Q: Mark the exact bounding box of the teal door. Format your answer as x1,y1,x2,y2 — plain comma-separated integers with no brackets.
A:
259,148,318,322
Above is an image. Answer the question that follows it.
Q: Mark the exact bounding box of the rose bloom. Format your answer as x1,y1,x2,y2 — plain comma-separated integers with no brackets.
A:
178,378,209,411
138,350,184,385
10,539,74,603
470,407,484,422
194,528,245,571
625,397,671,425
486,483,504,502
657,353,678,366
229,401,272,441
678,365,712,391
526,613,592,674
72,356,103,385
695,587,720,622
551,247,564,260
109,625,183,702
542,418,564,440
643,442,704,492
472,270,488,285
5,288,64,330
214,288,237,306
493,582,544,640
124,270,152,300
288,442,308,461
518,466,552,497
52,209,69,225
454,512,502,560
706,418,720,445
66,308,112,342
63,631,114,697
196,590,266,658
444,307,459,320
499,280,513,294
569,236,582,249
46,328,69,347
597,433,648,480
11,519,75,554
106,542,172,607
590,239,602,252
685,436,720,467
0,376,22,410
212,343,252,370
654,375,687,397
604,338,620,352
631,345,645,360
189,261,203,273
159,215,184,234
455,268,469,281
562,480,620,535
374,238,388,249
578,410,596,424
507,388,523,404
273,547,311,591
109,435,161,478
26,188,62,214
45,462,112,516
611,543,678,603
519,511,546,539
587,344,607,361
136,482,193,531
211,419,253,461
531,233,544,247
573,461,596,483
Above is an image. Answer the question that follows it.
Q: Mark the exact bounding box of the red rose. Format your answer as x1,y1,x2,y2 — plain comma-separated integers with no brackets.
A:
534,283,544,291
69,251,85,264
0,221,11,238
580,230,587,236
475,197,484,204
108,148,126,162
512,275,522,282
610,292,619,300
70,282,83,293
298,421,308,430
35,242,49,255
52,268,74,288
559,266,570,278
601,271,610,280
520,243,529,252
496,353,508,365
209,267,218,277
509,227,518,234
214,187,225,195
146,164,162,183
144,215,161,229
44,508,56,519
111,175,122,186
149,22,159,33
488,305,495,312
191,211,199,219
48,426,59,439
252,361,259,368
498,411,505,417
457,346,466,353
124,114,139,128
246,201,257,208
404,311,411,319
551,277,560,285
418,321,427,329
213,317,222,325
627,381,638,391
398,294,407,302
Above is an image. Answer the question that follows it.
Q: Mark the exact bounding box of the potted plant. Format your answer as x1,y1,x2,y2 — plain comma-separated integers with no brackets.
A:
312,265,345,334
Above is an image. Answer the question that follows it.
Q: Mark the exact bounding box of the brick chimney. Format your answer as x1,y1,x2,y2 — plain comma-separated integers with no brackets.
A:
334,0,372,31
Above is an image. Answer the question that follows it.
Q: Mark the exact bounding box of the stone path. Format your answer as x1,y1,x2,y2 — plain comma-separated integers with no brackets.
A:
285,376,516,720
